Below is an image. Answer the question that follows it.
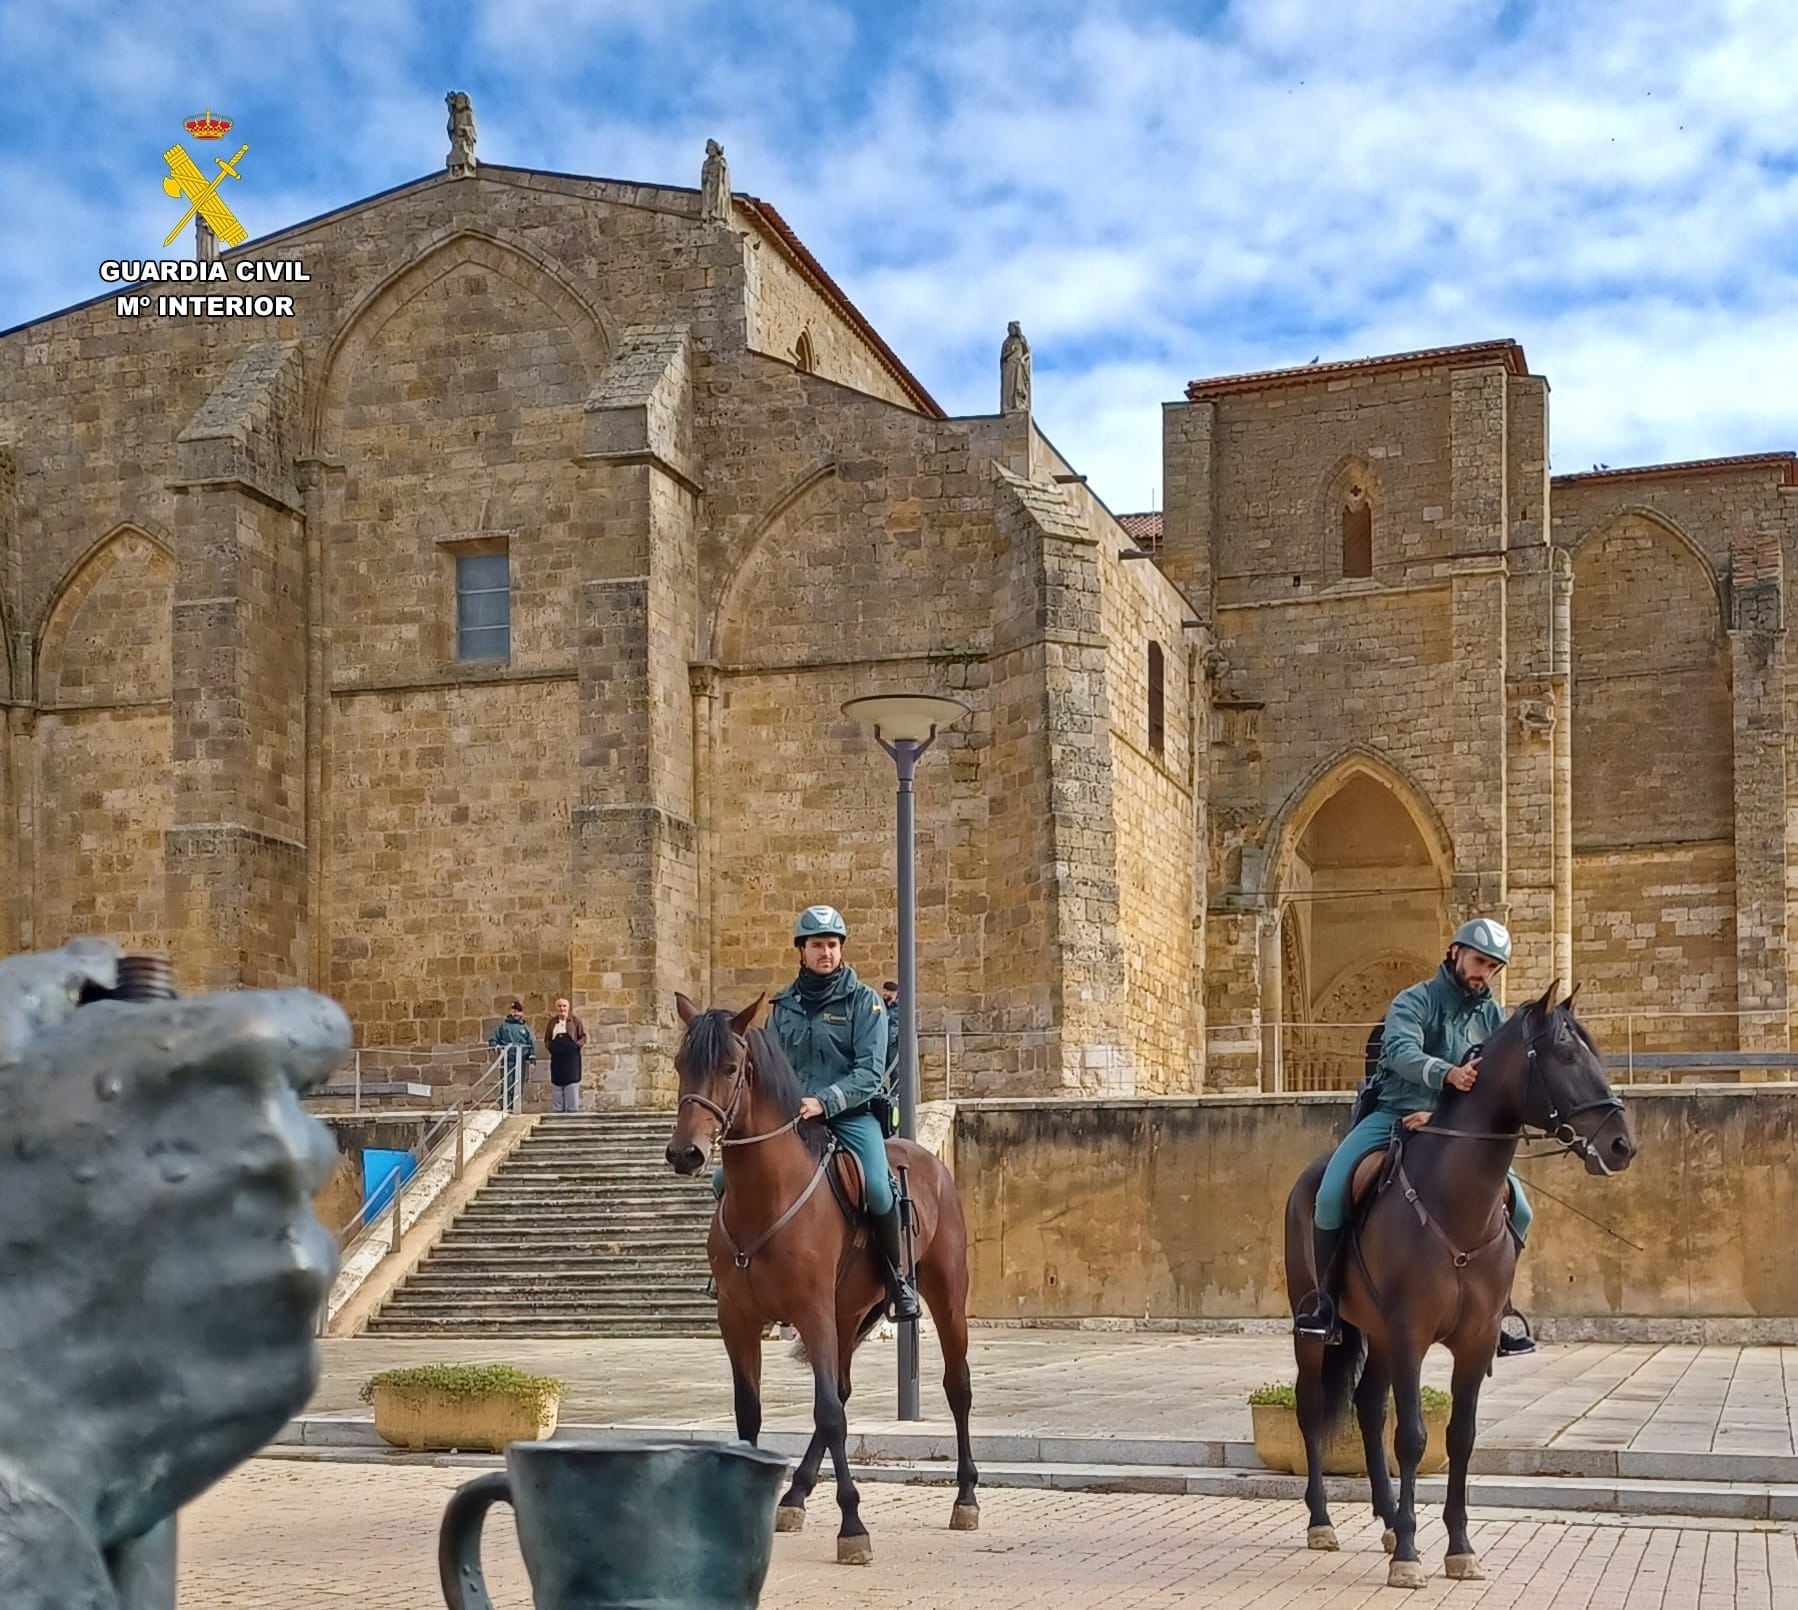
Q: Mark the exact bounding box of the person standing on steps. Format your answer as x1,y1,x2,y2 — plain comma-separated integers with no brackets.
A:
488,998,535,1109
545,995,587,1114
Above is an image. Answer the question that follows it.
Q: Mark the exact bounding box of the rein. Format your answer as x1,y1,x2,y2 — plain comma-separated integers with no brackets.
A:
677,1033,823,1269
1410,1023,1627,1171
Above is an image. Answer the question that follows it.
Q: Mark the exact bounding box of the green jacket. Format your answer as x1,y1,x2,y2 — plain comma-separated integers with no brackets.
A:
1374,962,1504,1115
769,964,890,1120
489,1017,536,1062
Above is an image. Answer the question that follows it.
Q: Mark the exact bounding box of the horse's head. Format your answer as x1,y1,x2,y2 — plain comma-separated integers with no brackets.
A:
665,992,763,1175
1513,982,1636,1176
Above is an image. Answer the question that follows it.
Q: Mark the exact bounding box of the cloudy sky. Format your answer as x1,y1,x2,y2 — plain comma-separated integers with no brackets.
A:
3,0,1794,511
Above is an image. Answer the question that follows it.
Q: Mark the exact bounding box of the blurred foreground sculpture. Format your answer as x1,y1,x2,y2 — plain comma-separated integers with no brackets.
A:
0,939,350,1608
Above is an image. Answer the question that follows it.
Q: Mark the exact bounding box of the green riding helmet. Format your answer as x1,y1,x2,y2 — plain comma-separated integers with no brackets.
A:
793,904,849,946
1451,916,1512,966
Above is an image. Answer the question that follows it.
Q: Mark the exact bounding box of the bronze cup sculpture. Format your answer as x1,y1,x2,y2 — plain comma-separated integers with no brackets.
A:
439,1439,790,1609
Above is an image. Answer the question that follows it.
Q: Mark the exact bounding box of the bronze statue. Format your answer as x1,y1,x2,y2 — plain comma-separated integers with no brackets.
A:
0,939,350,1608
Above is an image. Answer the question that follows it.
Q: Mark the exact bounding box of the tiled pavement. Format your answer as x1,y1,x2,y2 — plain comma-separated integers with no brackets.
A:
309,1332,1798,1461
180,1458,1798,1607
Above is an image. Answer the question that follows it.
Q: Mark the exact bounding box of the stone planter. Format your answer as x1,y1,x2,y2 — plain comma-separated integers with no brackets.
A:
370,1383,559,1453
1251,1401,1449,1476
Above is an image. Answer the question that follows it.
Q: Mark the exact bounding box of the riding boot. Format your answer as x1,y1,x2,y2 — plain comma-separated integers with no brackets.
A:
1293,1225,1344,1344
874,1204,922,1322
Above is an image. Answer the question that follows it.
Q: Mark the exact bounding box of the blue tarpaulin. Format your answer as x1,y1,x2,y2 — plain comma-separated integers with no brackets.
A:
362,1148,417,1220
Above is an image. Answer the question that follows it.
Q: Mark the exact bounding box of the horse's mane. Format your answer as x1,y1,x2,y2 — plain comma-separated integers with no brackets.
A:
1435,992,1598,1119
675,1007,738,1081
746,1025,829,1158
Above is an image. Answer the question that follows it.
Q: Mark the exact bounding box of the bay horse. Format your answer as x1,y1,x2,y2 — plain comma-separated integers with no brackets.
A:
664,994,979,1565
1283,983,1635,1588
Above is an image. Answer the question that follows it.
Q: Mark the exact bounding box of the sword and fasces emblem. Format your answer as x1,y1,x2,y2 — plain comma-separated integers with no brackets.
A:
161,109,248,247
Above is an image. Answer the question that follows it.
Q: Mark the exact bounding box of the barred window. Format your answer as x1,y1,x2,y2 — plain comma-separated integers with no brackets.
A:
456,550,510,661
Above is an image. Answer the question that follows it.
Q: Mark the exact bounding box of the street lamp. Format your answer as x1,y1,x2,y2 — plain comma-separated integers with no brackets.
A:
842,691,969,1421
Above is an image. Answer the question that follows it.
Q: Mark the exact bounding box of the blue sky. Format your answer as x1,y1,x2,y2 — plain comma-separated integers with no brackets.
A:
3,0,1795,511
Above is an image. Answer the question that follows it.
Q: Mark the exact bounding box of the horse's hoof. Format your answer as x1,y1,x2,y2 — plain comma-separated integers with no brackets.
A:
1306,1525,1338,1552
1382,1529,1398,1556
775,1506,806,1533
950,1502,980,1531
836,1534,873,1566
1445,1553,1485,1581
1388,1559,1428,1590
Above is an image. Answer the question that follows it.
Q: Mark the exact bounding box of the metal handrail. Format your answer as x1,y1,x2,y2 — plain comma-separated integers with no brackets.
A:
331,1047,520,1256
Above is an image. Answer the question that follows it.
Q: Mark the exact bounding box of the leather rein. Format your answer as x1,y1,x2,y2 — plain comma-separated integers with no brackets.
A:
1390,1021,1627,1272
677,1036,825,1271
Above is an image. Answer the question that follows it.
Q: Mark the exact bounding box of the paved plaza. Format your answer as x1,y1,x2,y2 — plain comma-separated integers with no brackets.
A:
181,1459,1798,1608
307,1331,1798,1465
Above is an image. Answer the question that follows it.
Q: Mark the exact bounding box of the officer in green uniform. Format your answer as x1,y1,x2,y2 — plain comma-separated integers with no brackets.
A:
1294,917,1534,1347
715,905,920,1321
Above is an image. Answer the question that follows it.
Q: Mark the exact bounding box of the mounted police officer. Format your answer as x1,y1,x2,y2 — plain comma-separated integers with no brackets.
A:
719,905,920,1321
1294,917,1535,1349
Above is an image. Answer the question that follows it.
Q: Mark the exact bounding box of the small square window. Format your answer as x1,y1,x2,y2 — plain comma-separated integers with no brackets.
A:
456,550,510,661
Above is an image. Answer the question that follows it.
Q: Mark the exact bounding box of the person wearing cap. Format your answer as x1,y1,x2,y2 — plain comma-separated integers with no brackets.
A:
1294,917,1535,1350
764,904,918,1321
488,998,536,1102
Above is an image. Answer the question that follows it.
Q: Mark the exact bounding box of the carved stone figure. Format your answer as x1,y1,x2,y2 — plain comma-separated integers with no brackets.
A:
0,939,350,1607
1517,699,1555,737
700,138,731,224
446,92,477,177
1000,321,1031,414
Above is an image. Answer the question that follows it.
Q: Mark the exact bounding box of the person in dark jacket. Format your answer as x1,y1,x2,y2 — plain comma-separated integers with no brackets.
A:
489,999,535,1108
881,979,901,1085
544,996,587,1113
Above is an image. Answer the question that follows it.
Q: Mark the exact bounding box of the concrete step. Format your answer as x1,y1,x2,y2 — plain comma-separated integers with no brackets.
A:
363,1319,715,1337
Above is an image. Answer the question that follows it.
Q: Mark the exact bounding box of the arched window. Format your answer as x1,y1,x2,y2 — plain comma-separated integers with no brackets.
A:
1148,640,1165,756
1341,484,1373,578
794,329,816,373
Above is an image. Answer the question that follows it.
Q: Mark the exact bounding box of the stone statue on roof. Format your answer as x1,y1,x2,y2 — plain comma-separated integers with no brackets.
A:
701,139,731,224
1000,321,1031,415
446,92,477,177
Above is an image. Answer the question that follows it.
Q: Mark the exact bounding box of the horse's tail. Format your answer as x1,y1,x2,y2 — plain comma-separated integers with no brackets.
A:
1318,1319,1367,1439
788,1300,885,1365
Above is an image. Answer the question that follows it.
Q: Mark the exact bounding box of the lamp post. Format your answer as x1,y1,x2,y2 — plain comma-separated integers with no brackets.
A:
842,691,969,1421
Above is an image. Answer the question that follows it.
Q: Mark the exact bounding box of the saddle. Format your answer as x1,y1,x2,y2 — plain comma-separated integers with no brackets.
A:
823,1140,874,1247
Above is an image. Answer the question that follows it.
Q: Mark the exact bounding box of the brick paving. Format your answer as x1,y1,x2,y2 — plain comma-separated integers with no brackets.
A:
312,1333,1798,1458
179,1459,1798,1607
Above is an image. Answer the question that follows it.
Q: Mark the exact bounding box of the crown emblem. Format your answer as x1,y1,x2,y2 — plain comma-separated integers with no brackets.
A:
184,109,233,141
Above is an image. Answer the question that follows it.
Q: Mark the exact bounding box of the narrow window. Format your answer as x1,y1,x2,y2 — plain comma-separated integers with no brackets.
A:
1148,640,1165,756
794,329,816,373
456,549,510,661
1342,485,1373,578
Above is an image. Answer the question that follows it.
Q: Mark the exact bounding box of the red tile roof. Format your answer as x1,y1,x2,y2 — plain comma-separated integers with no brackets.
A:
736,197,944,419
1118,511,1164,550
1553,451,1797,487
1185,339,1529,400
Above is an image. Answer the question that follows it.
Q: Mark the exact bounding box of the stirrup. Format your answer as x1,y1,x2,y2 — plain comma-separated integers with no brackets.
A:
887,1277,922,1323
703,1275,718,1299
1293,1291,1341,1345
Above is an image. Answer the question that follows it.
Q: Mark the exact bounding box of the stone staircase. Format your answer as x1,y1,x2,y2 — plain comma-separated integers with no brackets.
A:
365,1112,718,1337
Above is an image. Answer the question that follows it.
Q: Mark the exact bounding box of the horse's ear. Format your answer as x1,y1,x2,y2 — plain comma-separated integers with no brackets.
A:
1530,979,1559,1020
675,993,699,1026
1563,982,1581,1014
731,994,765,1037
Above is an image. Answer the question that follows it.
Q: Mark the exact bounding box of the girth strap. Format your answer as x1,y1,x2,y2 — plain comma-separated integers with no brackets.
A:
716,1146,832,1270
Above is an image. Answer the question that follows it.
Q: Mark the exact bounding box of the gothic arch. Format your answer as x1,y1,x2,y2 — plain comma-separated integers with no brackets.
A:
1313,454,1387,581
1264,745,1454,902
704,459,840,660
309,228,616,454
1567,505,1724,627
36,523,177,706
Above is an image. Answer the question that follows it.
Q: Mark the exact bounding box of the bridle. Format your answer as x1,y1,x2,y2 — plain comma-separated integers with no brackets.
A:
675,1034,802,1150
675,1028,820,1271
1413,1016,1628,1172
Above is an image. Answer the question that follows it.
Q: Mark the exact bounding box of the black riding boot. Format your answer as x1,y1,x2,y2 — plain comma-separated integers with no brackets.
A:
874,1204,922,1322
1293,1225,1344,1344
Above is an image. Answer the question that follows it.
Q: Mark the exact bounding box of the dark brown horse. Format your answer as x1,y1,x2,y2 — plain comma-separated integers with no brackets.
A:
664,994,979,1565
1283,984,1635,1588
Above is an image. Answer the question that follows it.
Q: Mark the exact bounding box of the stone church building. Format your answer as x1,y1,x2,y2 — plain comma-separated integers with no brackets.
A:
3,121,1794,1100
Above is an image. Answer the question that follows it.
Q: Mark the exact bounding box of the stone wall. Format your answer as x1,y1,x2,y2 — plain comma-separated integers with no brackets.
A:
957,1089,1798,1321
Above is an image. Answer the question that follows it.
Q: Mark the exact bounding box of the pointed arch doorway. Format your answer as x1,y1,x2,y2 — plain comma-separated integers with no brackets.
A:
1272,762,1449,1089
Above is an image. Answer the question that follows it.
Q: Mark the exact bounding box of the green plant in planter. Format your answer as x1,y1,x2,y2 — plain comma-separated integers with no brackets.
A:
1248,1382,1450,1412
362,1363,564,1420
